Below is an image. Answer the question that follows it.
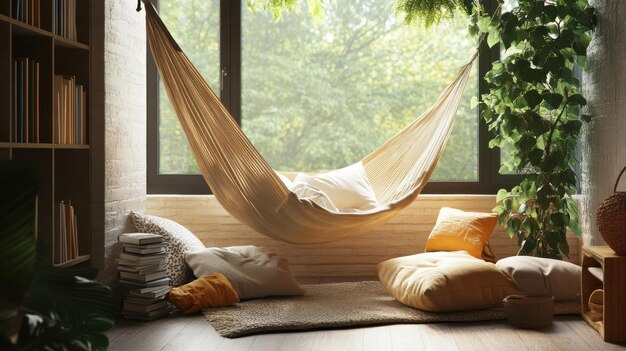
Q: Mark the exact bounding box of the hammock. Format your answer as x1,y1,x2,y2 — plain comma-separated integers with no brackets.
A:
144,2,476,244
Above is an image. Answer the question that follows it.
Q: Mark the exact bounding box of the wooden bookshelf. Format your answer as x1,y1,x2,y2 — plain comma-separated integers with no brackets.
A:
0,0,103,268
581,246,626,343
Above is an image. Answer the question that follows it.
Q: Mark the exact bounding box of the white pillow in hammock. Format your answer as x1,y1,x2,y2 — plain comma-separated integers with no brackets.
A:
290,182,339,213
294,162,380,212
276,171,339,212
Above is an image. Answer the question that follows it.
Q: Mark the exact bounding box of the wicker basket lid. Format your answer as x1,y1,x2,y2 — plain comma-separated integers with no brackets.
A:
597,166,626,255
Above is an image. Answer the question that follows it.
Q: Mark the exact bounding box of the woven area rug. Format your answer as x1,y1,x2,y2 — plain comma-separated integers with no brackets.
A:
202,281,580,338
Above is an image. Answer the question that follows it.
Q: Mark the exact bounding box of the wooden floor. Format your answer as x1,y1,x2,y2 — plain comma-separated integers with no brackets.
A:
108,277,626,351
108,314,626,351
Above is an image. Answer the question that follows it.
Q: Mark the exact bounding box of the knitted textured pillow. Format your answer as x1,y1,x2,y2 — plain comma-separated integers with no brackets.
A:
130,212,205,286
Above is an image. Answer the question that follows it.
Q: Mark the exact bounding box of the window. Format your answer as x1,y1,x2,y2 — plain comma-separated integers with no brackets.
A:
148,0,519,194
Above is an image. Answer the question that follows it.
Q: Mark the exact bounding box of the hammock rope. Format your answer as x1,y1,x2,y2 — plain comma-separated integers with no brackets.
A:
142,1,477,244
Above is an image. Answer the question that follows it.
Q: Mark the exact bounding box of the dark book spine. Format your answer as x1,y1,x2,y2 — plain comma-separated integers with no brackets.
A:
28,59,35,143
13,60,17,143
22,57,28,143
16,59,23,143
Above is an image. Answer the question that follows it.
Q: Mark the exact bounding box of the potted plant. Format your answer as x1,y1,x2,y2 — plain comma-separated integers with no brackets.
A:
0,160,115,350
472,0,596,259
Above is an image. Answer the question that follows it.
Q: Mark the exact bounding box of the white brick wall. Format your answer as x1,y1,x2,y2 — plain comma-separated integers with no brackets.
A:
580,1,626,247
147,195,581,278
101,1,147,288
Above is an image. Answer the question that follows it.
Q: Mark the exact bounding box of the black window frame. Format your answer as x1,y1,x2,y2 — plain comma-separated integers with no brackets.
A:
147,0,522,195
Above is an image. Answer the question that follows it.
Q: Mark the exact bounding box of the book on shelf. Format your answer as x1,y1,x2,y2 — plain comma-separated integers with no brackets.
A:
53,200,79,265
118,233,164,245
53,0,77,41
13,0,41,28
117,233,171,320
53,75,87,144
13,57,40,143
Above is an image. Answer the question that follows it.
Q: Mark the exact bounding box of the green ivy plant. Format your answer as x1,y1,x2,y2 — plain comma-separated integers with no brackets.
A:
471,0,596,259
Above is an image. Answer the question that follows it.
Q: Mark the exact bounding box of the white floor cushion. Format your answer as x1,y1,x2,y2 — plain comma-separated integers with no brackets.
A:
495,256,581,301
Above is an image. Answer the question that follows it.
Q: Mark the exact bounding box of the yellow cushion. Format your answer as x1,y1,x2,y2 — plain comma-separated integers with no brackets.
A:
424,207,497,258
168,273,240,314
377,251,521,312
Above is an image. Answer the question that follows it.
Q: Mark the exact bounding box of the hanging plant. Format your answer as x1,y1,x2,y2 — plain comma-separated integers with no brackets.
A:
471,0,596,259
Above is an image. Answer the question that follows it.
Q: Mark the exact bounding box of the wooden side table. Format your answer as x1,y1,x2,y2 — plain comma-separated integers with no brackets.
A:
581,246,626,343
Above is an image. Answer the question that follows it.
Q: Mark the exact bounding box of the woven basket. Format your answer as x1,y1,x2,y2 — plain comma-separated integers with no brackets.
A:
588,289,604,313
503,295,554,329
597,166,626,255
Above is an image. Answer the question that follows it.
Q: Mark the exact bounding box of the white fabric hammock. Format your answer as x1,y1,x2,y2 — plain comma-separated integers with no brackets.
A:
144,2,476,244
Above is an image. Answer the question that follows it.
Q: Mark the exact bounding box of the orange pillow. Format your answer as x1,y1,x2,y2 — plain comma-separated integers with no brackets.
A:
168,273,240,314
424,207,497,258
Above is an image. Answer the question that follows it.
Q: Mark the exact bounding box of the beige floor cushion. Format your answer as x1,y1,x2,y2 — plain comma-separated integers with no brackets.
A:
185,245,304,300
377,251,521,312
496,256,581,301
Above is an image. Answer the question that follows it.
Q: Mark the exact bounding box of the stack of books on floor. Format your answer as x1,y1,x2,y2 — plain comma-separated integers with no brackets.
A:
117,233,171,321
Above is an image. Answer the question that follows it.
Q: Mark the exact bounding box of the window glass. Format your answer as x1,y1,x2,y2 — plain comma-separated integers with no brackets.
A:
241,0,478,181
158,0,220,174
